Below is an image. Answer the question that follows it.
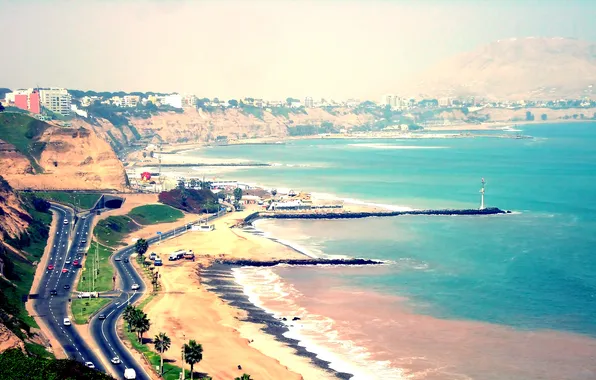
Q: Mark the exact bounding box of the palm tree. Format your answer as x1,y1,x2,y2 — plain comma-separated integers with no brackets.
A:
153,332,171,376
235,374,252,380
183,340,203,380
131,309,151,343
123,305,136,332
135,238,148,256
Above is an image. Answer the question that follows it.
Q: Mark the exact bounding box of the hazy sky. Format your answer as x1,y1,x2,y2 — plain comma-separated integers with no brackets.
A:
1,0,595,100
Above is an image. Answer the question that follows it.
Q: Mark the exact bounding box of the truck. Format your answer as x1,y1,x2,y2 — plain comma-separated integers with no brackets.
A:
124,368,136,379
168,250,186,261
183,252,195,260
77,292,99,299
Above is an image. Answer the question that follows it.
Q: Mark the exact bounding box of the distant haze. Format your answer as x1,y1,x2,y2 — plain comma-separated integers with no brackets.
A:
1,0,595,100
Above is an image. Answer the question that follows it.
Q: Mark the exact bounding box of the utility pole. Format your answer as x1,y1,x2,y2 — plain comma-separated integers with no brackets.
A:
181,333,186,380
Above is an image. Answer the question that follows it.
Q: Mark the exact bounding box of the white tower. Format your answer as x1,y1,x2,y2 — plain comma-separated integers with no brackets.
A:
479,178,486,210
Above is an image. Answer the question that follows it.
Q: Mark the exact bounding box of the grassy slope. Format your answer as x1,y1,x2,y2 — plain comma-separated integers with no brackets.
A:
0,113,49,173
127,204,183,225
34,191,101,210
93,216,139,246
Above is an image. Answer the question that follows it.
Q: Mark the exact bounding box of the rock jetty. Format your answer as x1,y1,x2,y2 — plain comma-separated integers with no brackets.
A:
214,258,384,267
244,207,509,224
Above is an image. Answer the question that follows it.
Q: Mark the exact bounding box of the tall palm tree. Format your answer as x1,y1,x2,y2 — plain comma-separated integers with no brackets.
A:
131,309,151,343
153,332,171,376
183,340,203,380
123,305,136,332
234,374,252,380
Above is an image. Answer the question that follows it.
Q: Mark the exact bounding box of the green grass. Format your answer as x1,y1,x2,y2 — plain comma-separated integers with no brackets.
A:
71,298,111,324
76,242,115,292
24,342,54,359
128,204,184,225
93,215,139,246
33,191,101,210
0,113,50,173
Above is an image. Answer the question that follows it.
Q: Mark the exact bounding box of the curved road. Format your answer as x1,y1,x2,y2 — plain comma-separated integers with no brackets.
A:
90,212,225,380
33,204,105,371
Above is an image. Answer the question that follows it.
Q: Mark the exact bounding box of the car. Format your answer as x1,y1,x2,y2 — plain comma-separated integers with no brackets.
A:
63,219,69,225
84,362,95,369
65,259,71,264
149,253,157,260
124,258,129,263
63,317,71,326
73,260,79,266
98,314,106,320
62,268,69,273
63,284,70,289
131,284,140,290
115,257,121,261
50,289,57,296
111,357,121,364
47,264,54,270
81,238,87,244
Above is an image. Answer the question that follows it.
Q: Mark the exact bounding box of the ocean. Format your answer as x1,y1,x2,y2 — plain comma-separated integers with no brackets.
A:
187,123,596,379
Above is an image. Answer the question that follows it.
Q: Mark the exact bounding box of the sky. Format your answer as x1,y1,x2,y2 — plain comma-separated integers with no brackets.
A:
1,0,595,100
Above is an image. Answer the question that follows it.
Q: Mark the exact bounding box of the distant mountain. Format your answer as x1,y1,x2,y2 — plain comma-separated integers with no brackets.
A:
405,37,596,100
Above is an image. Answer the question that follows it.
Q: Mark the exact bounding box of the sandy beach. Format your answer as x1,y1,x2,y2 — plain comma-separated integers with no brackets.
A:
138,207,336,380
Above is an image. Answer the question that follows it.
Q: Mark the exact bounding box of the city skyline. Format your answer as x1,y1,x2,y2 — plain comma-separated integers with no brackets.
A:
1,0,595,100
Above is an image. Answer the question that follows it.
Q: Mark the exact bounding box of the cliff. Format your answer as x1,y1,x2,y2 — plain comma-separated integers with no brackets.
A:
0,113,128,190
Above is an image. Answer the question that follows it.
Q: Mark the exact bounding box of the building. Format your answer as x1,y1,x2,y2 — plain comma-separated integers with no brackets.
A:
438,97,452,107
182,94,197,108
70,104,88,118
6,88,41,114
40,88,71,115
304,96,314,108
123,95,140,108
163,94,182,109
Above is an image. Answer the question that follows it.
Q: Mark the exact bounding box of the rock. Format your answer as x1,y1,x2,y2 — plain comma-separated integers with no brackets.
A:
292,317,301,321
0,322,25,354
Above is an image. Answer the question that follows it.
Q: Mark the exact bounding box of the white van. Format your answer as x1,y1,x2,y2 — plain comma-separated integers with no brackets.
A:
124,368,137,379
63,317,71,326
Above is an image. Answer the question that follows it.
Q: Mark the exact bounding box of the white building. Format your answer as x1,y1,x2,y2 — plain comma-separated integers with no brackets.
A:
438,97,452,107
123,95,140,108
182,94,197,108
40,88,71,115
289,101,302,108
70,104,88,118
5,88,34,103
163,94,182,109
304,97,314,108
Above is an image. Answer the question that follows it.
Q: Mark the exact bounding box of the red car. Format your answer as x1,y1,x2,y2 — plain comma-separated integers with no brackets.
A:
73,260,79,266
47,264,54,270
62,268,69,273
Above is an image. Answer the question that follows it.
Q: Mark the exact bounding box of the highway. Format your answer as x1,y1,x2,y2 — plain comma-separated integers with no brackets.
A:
89,211,225,380
33,204,105,372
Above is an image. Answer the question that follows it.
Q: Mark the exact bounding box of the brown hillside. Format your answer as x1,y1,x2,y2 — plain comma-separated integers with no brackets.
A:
406,37,596,100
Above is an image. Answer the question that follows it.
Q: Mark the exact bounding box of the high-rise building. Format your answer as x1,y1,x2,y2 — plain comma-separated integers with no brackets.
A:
40,88,71,115
304,96,314,108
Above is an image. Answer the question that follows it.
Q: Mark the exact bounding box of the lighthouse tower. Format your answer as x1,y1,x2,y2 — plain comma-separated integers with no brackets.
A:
479,178,486,210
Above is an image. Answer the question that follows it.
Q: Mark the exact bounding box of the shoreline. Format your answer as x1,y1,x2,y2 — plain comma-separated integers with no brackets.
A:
200,263,353,379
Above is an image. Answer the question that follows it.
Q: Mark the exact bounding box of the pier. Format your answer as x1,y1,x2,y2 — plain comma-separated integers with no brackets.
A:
244,207,510,224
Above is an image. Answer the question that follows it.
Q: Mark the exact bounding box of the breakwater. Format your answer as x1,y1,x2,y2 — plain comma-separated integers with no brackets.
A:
159,162,270,167
214,258,384,267
244,207,509,224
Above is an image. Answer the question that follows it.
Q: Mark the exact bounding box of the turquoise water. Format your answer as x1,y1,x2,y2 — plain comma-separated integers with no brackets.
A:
191,123,596,338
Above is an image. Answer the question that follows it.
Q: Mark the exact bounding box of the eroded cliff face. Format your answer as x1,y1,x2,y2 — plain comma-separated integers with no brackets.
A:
1,124,128,191
126,107,375,144
0,177,29,241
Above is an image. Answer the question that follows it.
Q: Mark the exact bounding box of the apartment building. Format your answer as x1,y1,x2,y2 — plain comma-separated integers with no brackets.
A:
40,88,71,115
304,96,314,108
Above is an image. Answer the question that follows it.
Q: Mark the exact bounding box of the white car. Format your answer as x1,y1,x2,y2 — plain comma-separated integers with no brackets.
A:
131,284,140,290
85,362,95,369
65,259,71,264
63,219,69,225
111,356,121,364
63,317,71,326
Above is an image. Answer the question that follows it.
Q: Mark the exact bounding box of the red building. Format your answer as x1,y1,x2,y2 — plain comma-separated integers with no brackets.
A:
14,94,28,111
29,91,40,114
12,91,40,114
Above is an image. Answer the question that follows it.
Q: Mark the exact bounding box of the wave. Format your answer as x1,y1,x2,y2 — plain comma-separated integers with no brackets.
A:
232,267,407,380
348,143,448,150
311,192,416,212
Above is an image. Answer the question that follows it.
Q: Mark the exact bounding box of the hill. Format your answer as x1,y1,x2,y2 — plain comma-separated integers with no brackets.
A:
406,37,596,100
0,113,127,190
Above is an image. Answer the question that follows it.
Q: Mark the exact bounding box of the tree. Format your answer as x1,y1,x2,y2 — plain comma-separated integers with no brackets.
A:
135,238,148,256
142,151,147,158
177,180,186,190
271,189,277,197
228,99,239,107
233,188,243,202
184,340,203,380
153,332,171,375
541,113,547,121
190,179,197,188
123,305,136,332
525,111,535,121
131,309,150,343
235,375,252,380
